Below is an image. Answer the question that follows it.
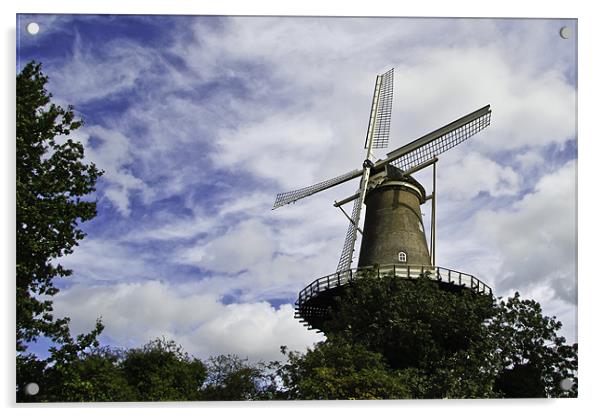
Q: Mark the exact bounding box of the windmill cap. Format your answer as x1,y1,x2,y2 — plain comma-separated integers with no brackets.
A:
367,164,427,203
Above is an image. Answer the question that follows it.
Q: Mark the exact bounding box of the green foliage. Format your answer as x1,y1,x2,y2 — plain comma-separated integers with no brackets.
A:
52,346,135,402
201,354,280,400
17,337,207,402
16,354,47,402
280,273,577,399
16,320,119,402
15,61,115,402
490,293,578,398
16,61,103,352
324,274,494,370
278,339,414,399
293,275,499,398
120,338,207,401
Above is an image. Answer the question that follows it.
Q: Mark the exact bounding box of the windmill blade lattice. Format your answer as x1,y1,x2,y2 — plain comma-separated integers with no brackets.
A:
364,68,394,150
382,105,491,172
336,192,363,272
272,168,363,209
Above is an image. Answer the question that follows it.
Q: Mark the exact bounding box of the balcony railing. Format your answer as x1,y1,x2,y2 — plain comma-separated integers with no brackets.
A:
297,264,492,307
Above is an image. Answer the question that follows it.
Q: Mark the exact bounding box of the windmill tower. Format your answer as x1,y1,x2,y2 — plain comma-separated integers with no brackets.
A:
272,69,493,332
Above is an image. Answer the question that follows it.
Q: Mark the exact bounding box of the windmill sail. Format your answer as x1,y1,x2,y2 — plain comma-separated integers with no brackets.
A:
378,105,491,172
336,191,363,272
335,70,393,272
272,168,363,209
364,68,394,150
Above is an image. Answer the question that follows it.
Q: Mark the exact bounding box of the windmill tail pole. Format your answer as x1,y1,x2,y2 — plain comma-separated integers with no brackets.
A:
430,160,436,266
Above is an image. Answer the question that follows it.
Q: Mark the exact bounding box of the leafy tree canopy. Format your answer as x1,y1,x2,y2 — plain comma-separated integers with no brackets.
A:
201,354,279,401
18,337,207,402
17,319,108,402
278,339,415,400
16,61,103,352
490,293,578,398
120,338,207,401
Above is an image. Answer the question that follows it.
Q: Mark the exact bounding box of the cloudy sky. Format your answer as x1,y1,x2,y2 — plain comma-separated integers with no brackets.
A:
17,15,577,362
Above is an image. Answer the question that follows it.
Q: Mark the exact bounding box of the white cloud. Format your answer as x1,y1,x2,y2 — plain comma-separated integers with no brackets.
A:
126,214,214,242
439,152,521,200
474,160,576,299
49,36,155,104
515,150,546,171
178,218,276,274
393,46,575,152
213,113,338,188
171,201,347,302
75,125,154,216
53,280,324,362
58,239,157,283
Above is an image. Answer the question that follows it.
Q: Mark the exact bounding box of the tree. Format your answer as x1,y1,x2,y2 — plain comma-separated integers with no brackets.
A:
324,274,494,365
17,337,207,402
16,61,103,352
120,338,207,401
46,345,135,402
16,320,112,402
490,293,578,398
201,354,279,401
322,274,499,398
278,339,414,400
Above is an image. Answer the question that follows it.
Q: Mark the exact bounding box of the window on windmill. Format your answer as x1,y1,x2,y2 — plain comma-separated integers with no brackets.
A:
398,251,407,262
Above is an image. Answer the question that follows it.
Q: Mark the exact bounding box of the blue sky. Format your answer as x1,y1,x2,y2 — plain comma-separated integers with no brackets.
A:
17,14,577,362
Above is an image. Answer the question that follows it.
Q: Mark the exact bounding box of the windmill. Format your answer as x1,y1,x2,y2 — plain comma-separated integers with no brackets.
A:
272,68,493,331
